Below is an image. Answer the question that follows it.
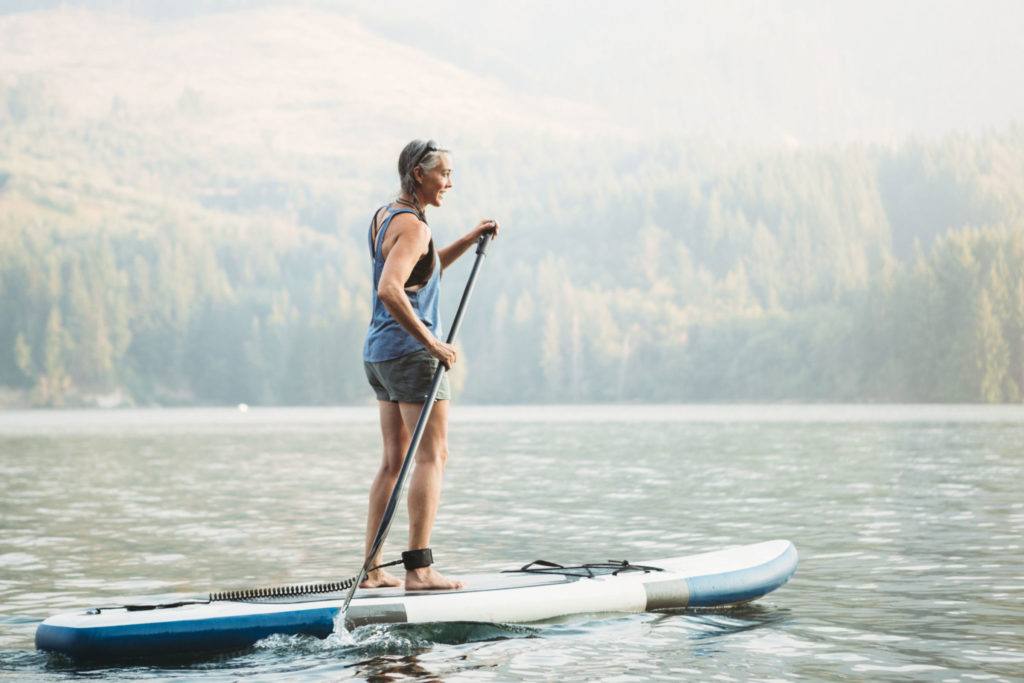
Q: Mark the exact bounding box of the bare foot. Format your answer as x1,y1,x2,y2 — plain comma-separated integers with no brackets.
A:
405,567,465,591
360,568,403,589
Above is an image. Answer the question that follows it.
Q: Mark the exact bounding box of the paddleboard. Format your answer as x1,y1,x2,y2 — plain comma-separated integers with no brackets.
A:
36,539,797,661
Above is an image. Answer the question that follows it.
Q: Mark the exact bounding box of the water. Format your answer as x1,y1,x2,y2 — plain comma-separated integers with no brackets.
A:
1,405,1022,681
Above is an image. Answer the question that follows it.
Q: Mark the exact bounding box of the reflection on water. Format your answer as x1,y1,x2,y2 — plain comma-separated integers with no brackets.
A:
1,405,1023,680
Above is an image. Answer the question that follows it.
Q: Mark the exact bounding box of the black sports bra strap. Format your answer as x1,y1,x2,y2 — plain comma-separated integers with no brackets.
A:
368,207,418,259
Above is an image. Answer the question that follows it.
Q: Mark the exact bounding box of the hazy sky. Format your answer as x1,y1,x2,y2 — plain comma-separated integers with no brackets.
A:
349,0,1024,143
2,0,1022,145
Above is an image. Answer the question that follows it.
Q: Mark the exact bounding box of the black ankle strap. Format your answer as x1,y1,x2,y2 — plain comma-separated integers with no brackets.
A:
402,548,433,571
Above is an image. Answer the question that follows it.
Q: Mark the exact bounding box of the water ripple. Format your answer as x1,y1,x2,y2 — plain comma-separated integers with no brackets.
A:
2,406,1023,680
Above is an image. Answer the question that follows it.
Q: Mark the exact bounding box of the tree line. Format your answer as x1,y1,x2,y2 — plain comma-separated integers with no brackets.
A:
2,89,1023,405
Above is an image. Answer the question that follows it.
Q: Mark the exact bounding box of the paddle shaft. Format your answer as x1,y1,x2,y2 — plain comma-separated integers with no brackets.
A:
342,232,494,616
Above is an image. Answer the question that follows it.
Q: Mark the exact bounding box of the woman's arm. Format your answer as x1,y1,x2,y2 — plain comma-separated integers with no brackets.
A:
377,217,458,368
438,219,499,271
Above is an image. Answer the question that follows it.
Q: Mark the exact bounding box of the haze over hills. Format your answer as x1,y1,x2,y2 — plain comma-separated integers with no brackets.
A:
2,1,1023,406
2,0,1023,149
0,5,620,161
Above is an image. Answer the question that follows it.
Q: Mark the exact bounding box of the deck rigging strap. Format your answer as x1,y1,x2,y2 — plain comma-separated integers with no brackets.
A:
506,559,665,578
86,600,210,614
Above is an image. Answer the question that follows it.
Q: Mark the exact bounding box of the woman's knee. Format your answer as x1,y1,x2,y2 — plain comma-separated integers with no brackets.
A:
415,442,449,469
378,445,406,478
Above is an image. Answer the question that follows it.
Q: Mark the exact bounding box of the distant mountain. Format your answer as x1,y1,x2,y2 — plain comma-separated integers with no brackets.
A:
3,1,1022,149
3,2,1023,406
0,5,623,162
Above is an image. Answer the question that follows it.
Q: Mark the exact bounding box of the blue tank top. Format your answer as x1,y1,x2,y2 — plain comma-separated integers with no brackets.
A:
363,207,443,362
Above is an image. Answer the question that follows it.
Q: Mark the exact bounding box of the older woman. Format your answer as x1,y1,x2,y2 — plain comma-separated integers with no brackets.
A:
361,139,499,590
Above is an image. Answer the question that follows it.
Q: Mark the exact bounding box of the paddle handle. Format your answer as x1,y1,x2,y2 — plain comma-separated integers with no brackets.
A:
445,231,493,345
342,231,494,617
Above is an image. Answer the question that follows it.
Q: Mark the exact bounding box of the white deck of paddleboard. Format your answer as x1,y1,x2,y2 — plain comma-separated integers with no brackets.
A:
40,540,795,630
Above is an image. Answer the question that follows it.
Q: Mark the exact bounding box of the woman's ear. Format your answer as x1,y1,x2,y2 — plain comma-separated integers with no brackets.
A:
412,165,425,185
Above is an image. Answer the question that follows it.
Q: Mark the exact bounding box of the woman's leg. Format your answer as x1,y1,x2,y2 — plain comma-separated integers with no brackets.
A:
399,399,464,590
360,400,408,588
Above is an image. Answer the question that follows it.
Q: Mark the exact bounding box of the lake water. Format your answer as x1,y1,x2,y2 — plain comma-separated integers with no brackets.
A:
1,405,1022,681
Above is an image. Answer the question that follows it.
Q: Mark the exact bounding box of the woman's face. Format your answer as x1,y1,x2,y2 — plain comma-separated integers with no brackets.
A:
417,153,453,208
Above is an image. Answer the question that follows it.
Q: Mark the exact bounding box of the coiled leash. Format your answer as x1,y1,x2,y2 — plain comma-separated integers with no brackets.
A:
209,558,406,602
209,550,432,602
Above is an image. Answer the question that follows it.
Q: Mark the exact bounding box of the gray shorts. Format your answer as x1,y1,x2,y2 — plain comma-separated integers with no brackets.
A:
364,348,451,403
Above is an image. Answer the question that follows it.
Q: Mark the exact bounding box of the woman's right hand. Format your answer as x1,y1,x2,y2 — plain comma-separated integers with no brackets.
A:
474,219,499,239
430,340,458,370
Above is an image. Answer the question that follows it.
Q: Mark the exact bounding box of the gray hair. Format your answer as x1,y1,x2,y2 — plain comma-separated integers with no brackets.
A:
397,139,448,220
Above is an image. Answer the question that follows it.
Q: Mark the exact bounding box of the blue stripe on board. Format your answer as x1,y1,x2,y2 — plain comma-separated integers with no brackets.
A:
36,606,339,660
684,543,798,607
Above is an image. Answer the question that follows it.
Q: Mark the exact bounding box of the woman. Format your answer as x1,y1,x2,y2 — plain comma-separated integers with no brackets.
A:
361,139,499,590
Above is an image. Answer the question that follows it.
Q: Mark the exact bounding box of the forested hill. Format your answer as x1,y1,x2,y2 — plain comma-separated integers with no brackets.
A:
1,5,1023,406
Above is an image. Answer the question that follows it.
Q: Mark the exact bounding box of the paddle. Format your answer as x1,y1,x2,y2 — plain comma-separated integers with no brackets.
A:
341,230,495,621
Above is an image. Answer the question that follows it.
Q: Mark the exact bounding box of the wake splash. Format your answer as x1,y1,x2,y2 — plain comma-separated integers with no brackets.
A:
254,620,538,658
326,608,357,648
